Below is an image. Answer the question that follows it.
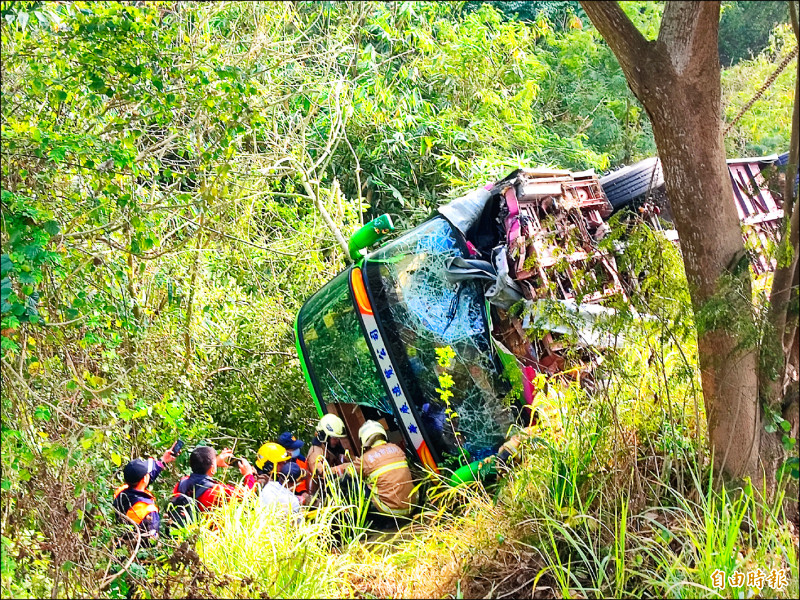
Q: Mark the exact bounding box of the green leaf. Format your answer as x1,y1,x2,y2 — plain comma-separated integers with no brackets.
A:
34,406,51,421
48,146,67,162
0,337,19,354
17,272,36,286
0,257,13,277
778,457,800,480
47,444,69,461
88,74,106,92
43,220,60,236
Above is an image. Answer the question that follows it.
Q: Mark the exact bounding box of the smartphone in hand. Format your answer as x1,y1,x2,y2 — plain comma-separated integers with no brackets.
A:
170,439,185,457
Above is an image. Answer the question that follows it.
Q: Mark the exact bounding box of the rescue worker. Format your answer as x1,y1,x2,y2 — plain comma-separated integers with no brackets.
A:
334,420,418,529
278,461,306,497
170,446,256,514
277,431,306,462
256,444,303,519
254,442,291,480
275,431,309,496
306,414,350,495
495,425,537,468
112,448,176,543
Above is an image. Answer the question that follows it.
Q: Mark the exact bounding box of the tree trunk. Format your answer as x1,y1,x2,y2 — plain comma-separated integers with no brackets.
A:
645,61,762,479
581,1,765,480
767,53,800,421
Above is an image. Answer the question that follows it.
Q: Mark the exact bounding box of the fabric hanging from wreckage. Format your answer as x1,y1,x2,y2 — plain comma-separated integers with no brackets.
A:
435,175,625,352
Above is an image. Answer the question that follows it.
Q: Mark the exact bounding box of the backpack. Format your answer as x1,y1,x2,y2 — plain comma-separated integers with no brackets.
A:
163,476,214,535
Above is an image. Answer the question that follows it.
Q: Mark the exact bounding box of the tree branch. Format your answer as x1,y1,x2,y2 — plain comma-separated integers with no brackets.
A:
766,33,800,407
579,1,653,98
783,56,799,225
657,1,721,77
289,157,352,262
176,215,302,257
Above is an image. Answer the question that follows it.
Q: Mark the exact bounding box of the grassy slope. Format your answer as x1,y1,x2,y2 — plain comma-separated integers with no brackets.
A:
173,274,799,599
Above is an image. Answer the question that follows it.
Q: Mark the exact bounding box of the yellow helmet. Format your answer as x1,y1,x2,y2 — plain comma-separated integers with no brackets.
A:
317,414,346,440
255,442,291,473
358,420,386,448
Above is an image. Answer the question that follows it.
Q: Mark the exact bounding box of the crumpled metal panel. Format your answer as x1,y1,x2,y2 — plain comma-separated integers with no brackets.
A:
443,252,523,310
437,186,492,237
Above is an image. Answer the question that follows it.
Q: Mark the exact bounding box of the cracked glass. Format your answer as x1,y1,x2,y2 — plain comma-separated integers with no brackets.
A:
366,218,516,463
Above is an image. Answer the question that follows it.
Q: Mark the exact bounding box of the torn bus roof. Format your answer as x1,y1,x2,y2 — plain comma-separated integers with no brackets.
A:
437,167,620,308
434,166,625,377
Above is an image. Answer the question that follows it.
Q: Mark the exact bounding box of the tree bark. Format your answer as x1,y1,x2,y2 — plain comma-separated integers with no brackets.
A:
581,1,764,479
770,41,800,463
769,55,799,372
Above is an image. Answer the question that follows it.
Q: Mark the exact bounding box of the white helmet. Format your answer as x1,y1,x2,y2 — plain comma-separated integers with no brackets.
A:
358,420,387,449
317,414,346,441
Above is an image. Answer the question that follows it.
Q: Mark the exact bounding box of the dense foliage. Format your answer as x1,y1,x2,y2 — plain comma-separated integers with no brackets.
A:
719,0,791,66
1,1,795,598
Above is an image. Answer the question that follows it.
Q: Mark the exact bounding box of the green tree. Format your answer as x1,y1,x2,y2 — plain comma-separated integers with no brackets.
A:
719,0,790,66
464,0,585,29
581,0,799,491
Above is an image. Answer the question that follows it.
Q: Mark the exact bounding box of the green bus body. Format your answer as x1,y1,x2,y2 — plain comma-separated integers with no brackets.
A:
295,216,525,480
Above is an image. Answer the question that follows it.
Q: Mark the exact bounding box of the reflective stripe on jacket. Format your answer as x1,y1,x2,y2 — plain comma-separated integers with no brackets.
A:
350,441,417,515
497,426,537,461
113,485,160,537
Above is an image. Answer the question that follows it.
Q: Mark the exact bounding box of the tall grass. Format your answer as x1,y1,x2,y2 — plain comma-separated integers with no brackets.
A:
451,370,799,600
185,389,796,600
180,429,796,600
196,493,353,598
177,296,799,600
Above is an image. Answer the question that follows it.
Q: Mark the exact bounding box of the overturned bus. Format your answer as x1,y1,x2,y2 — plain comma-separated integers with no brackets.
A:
295,168,620,483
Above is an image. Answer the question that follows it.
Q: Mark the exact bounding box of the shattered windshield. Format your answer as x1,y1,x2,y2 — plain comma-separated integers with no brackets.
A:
297,269,393,415
365,218,515,462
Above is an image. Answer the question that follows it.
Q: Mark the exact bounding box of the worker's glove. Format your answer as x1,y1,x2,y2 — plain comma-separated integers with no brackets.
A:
496,449,513,468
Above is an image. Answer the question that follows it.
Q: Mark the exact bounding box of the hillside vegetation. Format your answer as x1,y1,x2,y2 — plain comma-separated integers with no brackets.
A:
1,1,797,598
